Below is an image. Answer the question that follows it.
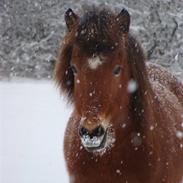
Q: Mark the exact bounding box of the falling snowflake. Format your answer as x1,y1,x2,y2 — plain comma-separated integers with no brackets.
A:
116,169,122,175
127,79,138,93
76,79,80,84
150,125,154,131
176,131,183,139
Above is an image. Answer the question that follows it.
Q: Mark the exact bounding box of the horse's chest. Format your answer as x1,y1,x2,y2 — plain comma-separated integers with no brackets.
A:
68,148,149,183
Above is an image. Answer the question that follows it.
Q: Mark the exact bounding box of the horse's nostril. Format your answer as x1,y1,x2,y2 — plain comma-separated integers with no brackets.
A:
79,125,105,138
79,127,89,137
92,125,105,137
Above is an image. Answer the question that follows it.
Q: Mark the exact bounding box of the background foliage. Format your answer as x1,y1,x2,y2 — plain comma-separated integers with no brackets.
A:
0,0,183,80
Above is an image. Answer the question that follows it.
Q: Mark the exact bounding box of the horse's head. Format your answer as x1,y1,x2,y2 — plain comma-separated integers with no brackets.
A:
55,7,136,152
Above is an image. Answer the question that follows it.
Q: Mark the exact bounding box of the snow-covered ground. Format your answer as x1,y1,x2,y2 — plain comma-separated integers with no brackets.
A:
0,81,71,183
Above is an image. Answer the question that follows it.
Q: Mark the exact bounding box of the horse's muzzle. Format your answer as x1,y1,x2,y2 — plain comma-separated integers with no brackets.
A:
79,125,107,152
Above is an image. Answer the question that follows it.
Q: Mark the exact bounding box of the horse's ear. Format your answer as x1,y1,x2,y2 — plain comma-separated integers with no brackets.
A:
116,8,130,34
65,8,78,31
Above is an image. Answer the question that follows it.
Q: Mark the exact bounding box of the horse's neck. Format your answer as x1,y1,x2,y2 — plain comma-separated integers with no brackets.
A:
126,35,157,130
126,58,160,154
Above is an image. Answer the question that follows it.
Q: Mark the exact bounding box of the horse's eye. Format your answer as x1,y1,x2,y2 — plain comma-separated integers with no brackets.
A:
70,65,78,75
113,65,122,76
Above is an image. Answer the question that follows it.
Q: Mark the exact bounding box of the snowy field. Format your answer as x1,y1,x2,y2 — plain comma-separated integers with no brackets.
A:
0,81,71,183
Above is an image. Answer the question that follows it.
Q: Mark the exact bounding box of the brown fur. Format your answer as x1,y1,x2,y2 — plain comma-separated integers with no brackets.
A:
55,7,183,183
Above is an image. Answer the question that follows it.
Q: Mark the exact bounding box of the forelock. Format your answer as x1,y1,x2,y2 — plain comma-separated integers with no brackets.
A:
75,7,120,54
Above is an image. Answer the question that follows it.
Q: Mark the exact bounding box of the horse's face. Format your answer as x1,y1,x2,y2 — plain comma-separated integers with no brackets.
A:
57,8,131,153
71,46,130,152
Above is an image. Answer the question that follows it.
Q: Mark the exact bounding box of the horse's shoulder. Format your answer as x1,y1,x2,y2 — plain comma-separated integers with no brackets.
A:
146,62,183,114
146,62,179,85
146,62,183,107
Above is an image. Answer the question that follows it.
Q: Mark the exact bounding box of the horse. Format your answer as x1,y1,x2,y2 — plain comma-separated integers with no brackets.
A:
54,6,183,183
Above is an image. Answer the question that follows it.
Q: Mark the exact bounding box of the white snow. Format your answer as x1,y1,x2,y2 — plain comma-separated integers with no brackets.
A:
0,81,71,183
127,79,138,93
116,169,122,175
176,131,183,139
149,125,155,131
89,92,93,97
121,123,127,128
76,79,80,84
81,135,104,148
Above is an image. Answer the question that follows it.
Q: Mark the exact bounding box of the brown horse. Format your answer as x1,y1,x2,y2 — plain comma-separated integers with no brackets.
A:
55,6,183,183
